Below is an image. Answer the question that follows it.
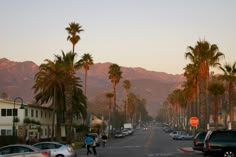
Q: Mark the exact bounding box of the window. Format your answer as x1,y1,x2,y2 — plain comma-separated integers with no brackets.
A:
25,109,28,117
36,110,38,118
7,109,12,116
1,130,6,136
41,111,43,118
31,109,34,117
1,109,6,116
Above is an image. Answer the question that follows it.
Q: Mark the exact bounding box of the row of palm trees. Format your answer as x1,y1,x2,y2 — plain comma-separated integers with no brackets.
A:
157,40,236,130
33,22,91,143
32,21,150,142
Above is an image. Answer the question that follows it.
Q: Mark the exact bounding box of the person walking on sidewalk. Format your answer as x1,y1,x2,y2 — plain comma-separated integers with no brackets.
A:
92,136,97,156
85,134,93,156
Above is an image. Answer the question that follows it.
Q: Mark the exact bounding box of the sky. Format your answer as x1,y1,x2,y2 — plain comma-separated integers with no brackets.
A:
0,0,236,75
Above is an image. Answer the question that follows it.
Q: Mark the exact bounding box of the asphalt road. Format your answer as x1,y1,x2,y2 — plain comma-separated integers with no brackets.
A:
76,126,204,157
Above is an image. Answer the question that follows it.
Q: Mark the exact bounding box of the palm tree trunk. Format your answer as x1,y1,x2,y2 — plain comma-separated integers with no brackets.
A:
229,81,234,121
65,83,73,143
84,70,87,96
214,96,219,129
199,77,207,130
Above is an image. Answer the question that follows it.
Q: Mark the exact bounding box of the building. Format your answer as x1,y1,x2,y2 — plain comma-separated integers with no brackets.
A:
0,99,54,140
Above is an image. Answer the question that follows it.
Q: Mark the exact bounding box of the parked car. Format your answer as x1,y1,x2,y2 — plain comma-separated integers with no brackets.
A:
193,131,207,151
174,131,193,140
33,141,75,157
0,144,50,157
203,129,236,157
170,131,184,138
121,129,129,136
114,131,124,138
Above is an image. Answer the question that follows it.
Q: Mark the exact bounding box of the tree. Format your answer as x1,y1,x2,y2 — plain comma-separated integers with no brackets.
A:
78,53,94,96
55,51,81,143
208,81,225,129
33,59,64,141
219,62,236,122
185,40,224,129
65,22,84,54
108,64,122,112
123,80,131,122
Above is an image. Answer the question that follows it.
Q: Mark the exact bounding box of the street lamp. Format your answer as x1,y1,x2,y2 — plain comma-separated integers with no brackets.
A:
13,97,24,143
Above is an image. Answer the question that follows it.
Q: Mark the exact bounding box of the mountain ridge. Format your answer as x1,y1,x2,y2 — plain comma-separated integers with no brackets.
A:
0,58,185,116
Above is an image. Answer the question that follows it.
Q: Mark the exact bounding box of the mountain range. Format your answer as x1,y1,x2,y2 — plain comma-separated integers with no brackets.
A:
0,58,185,117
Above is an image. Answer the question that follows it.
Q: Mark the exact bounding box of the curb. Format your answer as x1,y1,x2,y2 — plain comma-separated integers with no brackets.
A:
179,147,194,153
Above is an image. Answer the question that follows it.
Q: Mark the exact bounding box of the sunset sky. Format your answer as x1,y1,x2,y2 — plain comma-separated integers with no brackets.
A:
0,0,236,74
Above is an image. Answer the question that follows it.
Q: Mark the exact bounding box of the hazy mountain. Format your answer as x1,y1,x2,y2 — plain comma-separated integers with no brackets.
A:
0,58,185,117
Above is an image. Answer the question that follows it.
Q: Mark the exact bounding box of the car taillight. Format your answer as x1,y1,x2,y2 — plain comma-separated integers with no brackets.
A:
42,151,50,157
207,142,211,150
194,141,199,145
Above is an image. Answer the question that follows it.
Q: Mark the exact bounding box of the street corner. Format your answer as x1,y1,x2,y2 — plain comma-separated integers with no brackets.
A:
179,147,194,153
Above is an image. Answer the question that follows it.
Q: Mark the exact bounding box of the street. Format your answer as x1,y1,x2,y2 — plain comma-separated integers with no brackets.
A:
76,126,204,157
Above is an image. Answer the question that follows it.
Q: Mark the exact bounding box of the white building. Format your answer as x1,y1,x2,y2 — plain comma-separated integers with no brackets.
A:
0,99,54,139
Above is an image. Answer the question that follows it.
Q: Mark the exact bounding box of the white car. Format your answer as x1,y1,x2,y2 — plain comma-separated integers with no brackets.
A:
169,131,184,138
33,142,75,157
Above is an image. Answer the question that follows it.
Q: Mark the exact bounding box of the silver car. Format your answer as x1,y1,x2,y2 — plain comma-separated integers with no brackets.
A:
33,141,75,157
0,144,50,157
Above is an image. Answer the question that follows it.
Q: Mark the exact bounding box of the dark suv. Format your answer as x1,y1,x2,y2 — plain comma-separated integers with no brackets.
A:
203,130,236,157
193,131,207,151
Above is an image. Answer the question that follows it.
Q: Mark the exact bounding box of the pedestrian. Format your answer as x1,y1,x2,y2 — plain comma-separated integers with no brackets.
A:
85,134,93,156
25,135,29,145
101,133,108,147
91,136,97,156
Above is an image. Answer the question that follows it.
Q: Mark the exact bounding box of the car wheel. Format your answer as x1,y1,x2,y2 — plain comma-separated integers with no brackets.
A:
56,155,64,157
203,151,208,156
223,150,235,157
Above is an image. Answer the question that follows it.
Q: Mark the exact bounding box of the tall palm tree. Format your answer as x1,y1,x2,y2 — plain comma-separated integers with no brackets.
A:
33,59,64,141
65,22,84,54
208,81,225,129
185,40,224,129
106,92,114,137
219,62,236,122
78,53,94,96
108,64,122,112
55,51,80,143
123,80,131,122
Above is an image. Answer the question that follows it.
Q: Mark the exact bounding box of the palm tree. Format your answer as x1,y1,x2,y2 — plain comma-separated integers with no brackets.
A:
106,92,114,137
123,80,131,122
108,64,122,112
65,22,84,54
208,81,225,129
33,59,64,141
55,51,80,143
219,62,236,122
186,40,224,129
78,53,94,96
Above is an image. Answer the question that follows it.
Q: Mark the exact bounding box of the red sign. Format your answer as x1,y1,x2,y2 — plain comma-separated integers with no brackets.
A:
190,117,199,126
